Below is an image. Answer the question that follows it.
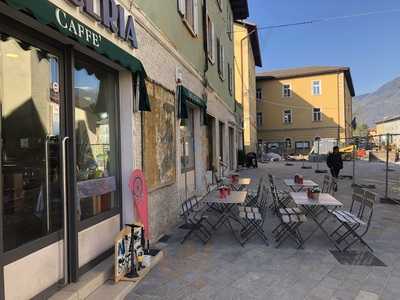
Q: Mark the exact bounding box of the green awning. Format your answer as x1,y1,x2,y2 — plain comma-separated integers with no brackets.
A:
5,0,151,111
177,85,207,124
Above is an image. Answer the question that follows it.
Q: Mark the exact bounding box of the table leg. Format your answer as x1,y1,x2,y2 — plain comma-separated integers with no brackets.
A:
302,205,342,251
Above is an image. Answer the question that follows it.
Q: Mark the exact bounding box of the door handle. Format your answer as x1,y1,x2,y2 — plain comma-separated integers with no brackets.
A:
62,136,69,284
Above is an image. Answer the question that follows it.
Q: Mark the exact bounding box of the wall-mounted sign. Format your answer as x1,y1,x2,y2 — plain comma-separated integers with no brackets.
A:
64,0,138,48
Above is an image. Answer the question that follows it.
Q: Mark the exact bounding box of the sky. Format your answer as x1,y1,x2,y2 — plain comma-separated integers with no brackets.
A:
248,0,400,96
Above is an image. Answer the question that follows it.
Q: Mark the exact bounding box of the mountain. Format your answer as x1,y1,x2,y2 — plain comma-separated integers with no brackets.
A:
353,77,400,127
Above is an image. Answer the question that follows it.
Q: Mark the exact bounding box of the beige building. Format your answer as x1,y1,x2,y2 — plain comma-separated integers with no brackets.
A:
256,66,355,154
376,116,400,148
234,21,262,153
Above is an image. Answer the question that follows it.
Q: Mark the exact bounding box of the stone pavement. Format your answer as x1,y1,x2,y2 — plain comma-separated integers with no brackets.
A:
126,161,400,300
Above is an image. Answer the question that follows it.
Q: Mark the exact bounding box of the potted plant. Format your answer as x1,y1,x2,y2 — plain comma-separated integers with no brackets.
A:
307,187,321,200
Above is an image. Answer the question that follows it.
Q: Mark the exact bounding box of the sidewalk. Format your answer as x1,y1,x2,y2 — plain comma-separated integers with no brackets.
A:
126,162,400,300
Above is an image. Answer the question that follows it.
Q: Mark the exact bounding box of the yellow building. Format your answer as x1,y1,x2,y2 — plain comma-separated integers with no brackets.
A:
234,21,262,153
256,66,355,154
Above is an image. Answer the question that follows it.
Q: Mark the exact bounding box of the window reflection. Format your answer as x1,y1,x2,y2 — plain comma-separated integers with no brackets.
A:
74,60,118,220
1,36,62,251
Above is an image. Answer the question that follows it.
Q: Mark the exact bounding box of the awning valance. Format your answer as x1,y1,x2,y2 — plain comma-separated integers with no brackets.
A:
5,0,151,111
177,85,207,123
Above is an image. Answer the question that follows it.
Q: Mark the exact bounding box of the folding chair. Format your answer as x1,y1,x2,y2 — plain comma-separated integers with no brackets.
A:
330,186,365,242
321,175,331,193
204,172,218,193
274,211,307,249
331,189,376,252
269,175,301,216
268,174,293,213
179,196,212,244
239,183,269,246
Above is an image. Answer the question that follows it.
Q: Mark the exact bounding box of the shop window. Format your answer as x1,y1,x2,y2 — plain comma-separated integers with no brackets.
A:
219,121,225,161
74,59,118,221
0,36,62,251
285,138,292,149
181,108,195,172
295,141,310,150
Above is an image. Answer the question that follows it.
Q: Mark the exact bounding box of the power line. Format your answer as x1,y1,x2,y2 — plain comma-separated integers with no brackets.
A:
231,8,400,33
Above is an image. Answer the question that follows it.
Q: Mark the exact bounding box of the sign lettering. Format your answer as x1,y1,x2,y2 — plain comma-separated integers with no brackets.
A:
64,0,138,48
56,8,102,48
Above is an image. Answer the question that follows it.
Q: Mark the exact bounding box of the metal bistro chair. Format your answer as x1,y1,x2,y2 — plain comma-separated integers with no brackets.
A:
268,174,293,214
239,182,269,246
331,189,376,252
180,196,212,244
273,200,307,249
321,175,331,193
268,174,301,216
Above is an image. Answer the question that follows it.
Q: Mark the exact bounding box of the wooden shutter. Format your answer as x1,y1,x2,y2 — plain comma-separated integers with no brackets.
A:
193,0,199,35
178,0,185,15
211,21,215,61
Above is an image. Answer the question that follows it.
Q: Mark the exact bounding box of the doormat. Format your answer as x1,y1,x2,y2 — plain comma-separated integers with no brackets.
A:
158,234,171,243
330,251,386,266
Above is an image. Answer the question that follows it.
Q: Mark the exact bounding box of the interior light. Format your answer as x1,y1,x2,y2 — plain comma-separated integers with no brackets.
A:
100,112,108,120
6,53,19,58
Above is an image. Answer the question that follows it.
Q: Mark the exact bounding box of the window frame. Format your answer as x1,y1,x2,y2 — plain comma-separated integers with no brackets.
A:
312,107,322,122
217,38,225,80
256,88,262,102
285,138,292,149
256,112,263,127
226,8,233,40
312,80,322,96
283,109,293,124
282,83,292,98
228,63,233,95
217,0,223,12
206,15,215,64
178,0,199,37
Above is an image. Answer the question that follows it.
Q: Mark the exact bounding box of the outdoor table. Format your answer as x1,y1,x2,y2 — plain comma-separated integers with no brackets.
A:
203,190,247,245
290,192,343,250
284,179,319,192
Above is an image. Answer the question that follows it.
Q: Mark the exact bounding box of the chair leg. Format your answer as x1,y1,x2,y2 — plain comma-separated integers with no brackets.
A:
181,228,195,244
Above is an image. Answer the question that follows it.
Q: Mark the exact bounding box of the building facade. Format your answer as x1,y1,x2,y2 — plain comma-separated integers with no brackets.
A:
256,66,355,155
0,0,249,298
376,116,400,148
234,21,262,153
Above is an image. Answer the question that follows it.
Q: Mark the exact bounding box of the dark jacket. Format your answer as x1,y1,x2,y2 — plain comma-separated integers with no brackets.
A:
327,152,343,170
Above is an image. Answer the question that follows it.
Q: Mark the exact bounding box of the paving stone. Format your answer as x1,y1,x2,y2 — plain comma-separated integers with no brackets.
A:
355,290,380,300
125,163,400,300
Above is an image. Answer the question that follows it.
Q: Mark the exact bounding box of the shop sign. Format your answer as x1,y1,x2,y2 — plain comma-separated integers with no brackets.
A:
63,0,138,48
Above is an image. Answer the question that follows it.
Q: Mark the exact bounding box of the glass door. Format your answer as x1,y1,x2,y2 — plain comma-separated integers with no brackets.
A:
0,32,68,291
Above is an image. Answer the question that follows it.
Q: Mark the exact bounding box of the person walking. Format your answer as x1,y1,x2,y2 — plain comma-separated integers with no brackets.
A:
327,146,343,178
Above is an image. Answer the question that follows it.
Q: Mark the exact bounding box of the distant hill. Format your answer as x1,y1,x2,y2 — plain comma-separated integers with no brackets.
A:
353,77,400,127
